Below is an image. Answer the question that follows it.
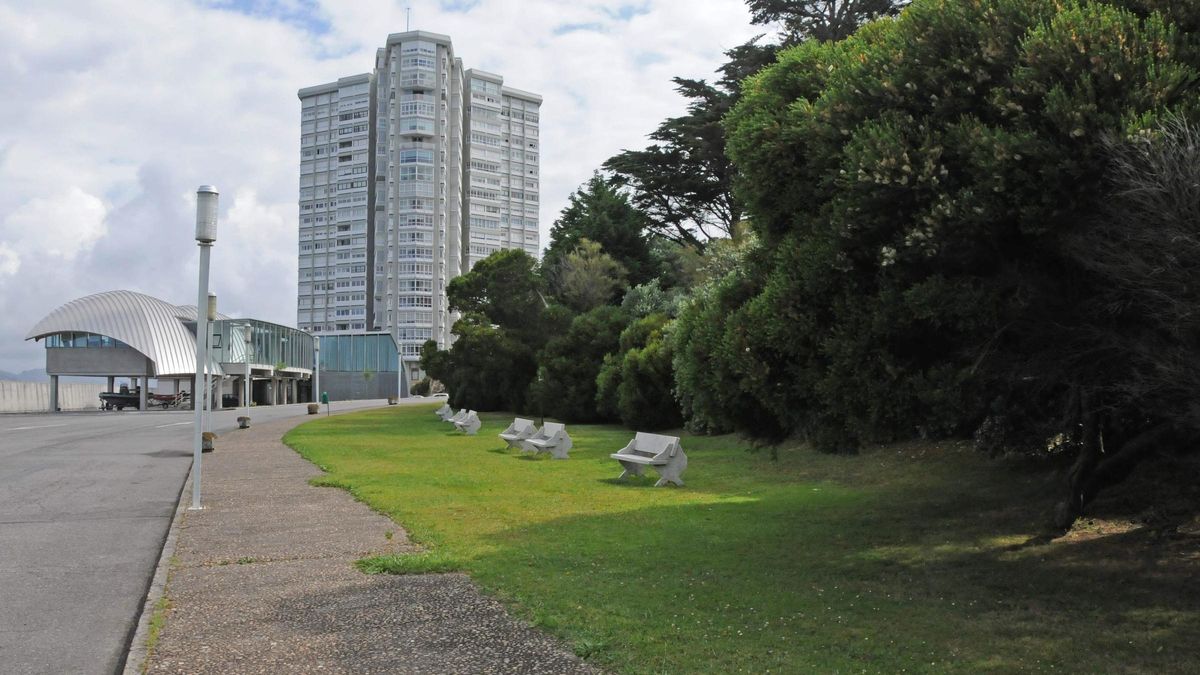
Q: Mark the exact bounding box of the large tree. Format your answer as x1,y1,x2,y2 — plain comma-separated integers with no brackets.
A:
446,248,545,342
431,249,558,412
543,175,659,286
675,0,1200,523
547,239,628,313
532,305,629,423
604,41,777,249
604,1,906,250
746,0,908,43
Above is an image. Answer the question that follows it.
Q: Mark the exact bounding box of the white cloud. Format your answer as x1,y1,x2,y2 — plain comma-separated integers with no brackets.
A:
3,187,107,260
0,0,763,372
0,243,19,277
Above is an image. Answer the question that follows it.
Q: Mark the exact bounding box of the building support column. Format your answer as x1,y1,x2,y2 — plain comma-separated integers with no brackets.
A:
269,377,277,406
290,379,297,405
215,376,224,410
140,359,151,411
49,374,59,413
106,376,115,393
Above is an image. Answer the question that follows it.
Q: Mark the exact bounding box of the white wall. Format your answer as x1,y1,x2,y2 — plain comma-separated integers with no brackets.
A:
0,380,107,413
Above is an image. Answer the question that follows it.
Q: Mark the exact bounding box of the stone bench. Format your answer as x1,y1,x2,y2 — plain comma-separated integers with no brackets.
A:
453,410,481,436
435,403,452,420
611,432,687,486
521,422,573,459
445,409,467,425
499,417,537,449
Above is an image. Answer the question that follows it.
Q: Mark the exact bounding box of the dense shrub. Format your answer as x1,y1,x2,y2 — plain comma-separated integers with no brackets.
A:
672,0,1200,455
597,314,684,431
531,306,629,422
422,315,537,412
409,377,431,397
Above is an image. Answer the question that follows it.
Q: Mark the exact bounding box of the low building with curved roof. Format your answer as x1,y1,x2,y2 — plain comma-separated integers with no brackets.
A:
26,290,318,412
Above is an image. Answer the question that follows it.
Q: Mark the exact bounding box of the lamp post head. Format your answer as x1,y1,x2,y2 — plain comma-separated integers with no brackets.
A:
195,185,219,243
206,293,217,321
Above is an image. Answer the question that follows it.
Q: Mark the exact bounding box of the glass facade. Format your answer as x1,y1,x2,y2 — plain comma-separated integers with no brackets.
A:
317,333,398,373
209,320,316,372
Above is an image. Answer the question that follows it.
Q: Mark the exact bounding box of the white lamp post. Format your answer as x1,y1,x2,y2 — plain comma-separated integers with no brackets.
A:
191,185,218,511
313,335,320,404
204,292,217,434
242,323,252,422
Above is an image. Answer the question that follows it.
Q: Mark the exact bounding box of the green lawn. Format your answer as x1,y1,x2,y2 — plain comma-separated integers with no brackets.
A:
284,405,1199,673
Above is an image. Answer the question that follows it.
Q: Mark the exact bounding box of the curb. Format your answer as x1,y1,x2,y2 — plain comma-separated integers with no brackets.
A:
121,462,193,675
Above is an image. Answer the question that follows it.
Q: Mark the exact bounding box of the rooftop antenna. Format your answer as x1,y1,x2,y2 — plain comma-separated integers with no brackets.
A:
406,6,411,31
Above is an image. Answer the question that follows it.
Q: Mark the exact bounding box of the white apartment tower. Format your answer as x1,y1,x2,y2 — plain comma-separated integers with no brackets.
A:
463,69,542,268
297,31,541,371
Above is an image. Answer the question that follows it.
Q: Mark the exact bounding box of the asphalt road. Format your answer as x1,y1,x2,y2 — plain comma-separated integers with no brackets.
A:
0,400,391,675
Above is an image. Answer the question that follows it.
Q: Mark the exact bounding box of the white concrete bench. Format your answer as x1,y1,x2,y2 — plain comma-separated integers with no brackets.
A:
453,410,481,435
521,422,573,459
435,403,452,420
611,432,687,486
499,418,537,449
446,409,467,425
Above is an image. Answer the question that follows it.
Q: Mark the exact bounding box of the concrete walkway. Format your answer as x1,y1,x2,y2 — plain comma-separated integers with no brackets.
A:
144,411,594,674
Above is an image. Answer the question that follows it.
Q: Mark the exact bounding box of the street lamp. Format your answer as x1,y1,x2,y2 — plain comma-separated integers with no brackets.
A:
191,185,218,511
313,335,320,405
204,292,217,435
242,323,252,423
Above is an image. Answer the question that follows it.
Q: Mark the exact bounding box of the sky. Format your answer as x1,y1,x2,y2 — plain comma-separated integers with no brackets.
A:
0,0,764,374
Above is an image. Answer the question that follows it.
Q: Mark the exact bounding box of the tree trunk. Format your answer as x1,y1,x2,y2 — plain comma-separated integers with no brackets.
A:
1053,420,1173,529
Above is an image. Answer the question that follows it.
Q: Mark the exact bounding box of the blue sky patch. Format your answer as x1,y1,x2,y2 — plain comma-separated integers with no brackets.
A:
198,0,331,35
602,2,651,22
440,0,482,12
553,21,607,36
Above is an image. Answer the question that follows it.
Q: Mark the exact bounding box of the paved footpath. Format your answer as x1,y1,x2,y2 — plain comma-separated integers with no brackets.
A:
144,410,595,674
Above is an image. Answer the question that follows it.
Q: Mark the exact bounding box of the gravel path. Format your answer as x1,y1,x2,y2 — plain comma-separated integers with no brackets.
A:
145,413,596,674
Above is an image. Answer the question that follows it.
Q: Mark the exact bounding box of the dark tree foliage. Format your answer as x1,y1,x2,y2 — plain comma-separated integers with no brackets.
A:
427,249,558,412
603,78,745,249
596,314,684,431
446,248,545,343
603,0,902,251
1042,118,1200,525
747,0,908,43
679,0,1200,524
419,339,452,384
543,175,660,287
422,316,537,412
546,239,629,313
531,306,628,423
604,39,778,250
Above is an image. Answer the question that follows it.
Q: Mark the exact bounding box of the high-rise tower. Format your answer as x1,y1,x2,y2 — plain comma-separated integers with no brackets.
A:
297,31,541,381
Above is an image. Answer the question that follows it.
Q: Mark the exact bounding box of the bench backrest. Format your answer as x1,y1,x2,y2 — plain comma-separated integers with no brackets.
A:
632,432,679,458
513,418,534,432
535,420,566,441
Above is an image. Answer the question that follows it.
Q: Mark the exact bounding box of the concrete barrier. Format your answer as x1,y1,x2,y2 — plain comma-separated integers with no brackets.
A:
0,380,107,413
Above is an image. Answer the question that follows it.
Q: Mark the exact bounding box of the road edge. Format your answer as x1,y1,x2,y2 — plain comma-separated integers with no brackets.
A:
120,461,192,675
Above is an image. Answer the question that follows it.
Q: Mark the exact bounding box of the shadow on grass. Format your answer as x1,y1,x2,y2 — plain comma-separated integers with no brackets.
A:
596,477,661,488
459,476,1200,673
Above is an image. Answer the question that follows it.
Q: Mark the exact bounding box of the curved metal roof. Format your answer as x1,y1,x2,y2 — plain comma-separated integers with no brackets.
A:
25,290,215,377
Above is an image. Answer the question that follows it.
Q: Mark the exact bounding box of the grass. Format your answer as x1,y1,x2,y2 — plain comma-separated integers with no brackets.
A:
284,405,1200,673
141,595,170,673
